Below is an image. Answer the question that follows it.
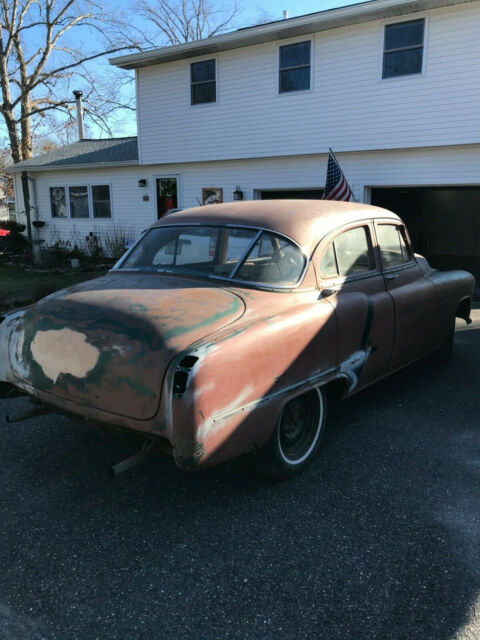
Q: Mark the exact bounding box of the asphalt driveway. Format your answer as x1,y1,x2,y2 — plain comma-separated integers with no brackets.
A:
0,311,479,640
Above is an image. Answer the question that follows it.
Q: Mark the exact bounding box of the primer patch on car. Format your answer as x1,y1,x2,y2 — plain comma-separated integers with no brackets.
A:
30,328,100,383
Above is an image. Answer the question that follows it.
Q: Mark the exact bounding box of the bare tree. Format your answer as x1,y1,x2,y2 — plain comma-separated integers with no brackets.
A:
135,0,240,48
0,0,134,164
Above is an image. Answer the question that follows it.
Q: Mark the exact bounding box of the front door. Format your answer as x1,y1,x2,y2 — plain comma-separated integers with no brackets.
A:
156,177,178,219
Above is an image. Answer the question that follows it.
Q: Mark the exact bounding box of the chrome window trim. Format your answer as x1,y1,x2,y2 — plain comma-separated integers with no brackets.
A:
113,223,309,290
229,229,263,279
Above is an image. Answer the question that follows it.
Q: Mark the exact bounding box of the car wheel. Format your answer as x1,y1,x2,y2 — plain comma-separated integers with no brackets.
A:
250,387,327,479
430,320,455,365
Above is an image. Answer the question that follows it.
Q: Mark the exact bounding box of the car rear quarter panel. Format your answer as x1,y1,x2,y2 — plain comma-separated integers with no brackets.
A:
162,290,338,469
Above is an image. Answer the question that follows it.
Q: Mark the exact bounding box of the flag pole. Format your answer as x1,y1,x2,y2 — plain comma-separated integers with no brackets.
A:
327,147,357,202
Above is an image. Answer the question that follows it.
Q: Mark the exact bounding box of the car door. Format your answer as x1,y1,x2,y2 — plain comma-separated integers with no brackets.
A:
315,221,395,393
375,220,440,369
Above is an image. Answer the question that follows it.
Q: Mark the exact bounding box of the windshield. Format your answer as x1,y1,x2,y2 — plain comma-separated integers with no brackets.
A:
118,225,306,287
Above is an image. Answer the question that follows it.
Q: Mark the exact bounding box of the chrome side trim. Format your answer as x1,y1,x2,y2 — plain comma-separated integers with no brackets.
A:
209,367,338,424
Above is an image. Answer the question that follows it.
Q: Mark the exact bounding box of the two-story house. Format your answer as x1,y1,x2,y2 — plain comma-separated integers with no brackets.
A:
9,0,480,274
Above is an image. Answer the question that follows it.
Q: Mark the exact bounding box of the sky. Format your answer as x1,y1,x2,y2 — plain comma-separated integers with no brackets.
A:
234,0,364,20
1,0,366,149
103,0,366,138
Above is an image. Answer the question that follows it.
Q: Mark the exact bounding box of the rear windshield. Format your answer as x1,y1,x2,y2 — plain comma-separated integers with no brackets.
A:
118,225,305,287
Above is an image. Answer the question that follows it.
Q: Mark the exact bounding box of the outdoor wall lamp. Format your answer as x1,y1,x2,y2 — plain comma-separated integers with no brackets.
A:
233,185,243,200
138,179,147,188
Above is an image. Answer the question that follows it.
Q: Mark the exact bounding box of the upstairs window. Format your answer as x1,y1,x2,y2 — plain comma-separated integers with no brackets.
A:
279,41,311,93
383,18,425,79
191,59,216,105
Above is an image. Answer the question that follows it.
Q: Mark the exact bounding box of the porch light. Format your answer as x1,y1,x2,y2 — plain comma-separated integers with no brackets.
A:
233,186,243,200
138,179,147,188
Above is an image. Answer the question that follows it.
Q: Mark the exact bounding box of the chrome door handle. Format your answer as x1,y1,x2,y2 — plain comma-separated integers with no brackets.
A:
385,273,399,280
322,287,340,297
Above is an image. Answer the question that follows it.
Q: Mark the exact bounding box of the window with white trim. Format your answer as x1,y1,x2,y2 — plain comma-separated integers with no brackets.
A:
50,187,67,218
191,59,216,105
279,41,311,93
50,184,112,219
383,19,425,79
92,185,112,219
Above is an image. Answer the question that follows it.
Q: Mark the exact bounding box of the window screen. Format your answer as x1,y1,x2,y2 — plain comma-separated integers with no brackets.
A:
383,19,425,79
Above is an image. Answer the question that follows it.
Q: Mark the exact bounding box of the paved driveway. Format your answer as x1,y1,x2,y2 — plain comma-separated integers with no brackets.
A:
0,312,479,640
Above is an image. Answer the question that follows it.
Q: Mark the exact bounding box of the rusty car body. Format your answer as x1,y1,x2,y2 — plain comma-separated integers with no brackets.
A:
0,201,475,477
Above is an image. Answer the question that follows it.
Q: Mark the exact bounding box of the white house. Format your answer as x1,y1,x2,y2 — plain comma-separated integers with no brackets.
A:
9,0,480,276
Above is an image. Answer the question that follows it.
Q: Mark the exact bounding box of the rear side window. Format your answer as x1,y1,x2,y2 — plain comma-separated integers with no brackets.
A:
319,226,373,278
377,224,411,268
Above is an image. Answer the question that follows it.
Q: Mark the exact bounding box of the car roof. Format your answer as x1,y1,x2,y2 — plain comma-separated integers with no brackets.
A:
152,200,401,253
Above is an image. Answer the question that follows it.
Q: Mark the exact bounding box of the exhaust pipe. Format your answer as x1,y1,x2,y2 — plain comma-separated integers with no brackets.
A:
6,406,54,423
108,439,156,477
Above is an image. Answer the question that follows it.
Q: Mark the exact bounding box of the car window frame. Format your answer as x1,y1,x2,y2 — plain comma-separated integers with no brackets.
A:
314,220,380,287
113,222,310,292
373,219,416,273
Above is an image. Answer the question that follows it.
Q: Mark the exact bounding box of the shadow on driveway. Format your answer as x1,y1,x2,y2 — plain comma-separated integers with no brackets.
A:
0,322,479,640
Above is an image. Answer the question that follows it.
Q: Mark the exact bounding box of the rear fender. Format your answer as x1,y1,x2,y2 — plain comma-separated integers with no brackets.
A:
166,300,338,469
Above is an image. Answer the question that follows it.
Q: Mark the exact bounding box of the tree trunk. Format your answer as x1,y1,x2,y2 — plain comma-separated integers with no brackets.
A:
20,96,32,160
4,110,22,163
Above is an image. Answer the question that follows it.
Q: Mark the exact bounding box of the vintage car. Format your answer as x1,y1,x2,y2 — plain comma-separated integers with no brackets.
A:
0,201,475,478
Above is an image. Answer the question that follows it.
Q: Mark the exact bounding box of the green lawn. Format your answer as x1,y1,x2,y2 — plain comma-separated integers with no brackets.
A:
0,266,107,311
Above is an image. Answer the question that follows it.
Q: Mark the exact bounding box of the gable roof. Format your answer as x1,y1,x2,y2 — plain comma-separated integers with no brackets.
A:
110,0,474,69
8,137,138,173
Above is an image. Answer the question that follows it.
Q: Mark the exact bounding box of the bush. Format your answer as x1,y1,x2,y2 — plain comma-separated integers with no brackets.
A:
100,223,135,260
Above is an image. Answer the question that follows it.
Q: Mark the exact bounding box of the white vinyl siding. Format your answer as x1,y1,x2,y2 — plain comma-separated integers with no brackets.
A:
13,143,480,247
136,2,480,164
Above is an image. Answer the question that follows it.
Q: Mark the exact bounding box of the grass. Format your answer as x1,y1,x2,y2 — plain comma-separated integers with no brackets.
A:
0,265,108,312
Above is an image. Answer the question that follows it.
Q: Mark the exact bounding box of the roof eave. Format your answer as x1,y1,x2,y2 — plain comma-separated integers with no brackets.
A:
110,0,472,69
7,160,139,173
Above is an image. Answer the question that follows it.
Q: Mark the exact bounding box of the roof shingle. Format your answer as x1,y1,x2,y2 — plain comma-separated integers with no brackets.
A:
8,137,138,172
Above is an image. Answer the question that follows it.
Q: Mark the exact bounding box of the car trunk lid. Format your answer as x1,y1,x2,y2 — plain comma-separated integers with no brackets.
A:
15,272,245,420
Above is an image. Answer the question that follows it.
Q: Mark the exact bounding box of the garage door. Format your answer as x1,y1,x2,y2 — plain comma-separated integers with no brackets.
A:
370,186,480,275
259,189,324,200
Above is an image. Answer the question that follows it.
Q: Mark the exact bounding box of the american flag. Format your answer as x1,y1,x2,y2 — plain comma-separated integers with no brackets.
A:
322,150,353,201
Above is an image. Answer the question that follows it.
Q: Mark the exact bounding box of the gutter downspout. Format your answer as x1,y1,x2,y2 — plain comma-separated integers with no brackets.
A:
20,170,32,243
